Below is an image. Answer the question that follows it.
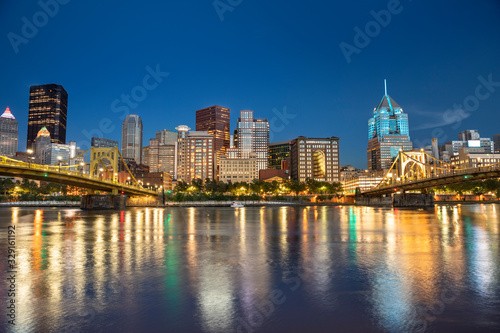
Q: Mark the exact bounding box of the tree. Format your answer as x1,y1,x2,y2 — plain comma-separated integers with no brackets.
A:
191,178,204,192
0,178,15,195
284,179,305,195
174,180,189,192
204,178,218,193
20,179,39,194
305,178,321,193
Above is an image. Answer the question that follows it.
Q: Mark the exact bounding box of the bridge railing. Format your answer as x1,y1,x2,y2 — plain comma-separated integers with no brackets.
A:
366,162,500,192
0,156,156,194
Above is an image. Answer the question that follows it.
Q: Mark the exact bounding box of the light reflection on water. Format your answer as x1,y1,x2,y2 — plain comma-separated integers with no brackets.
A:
0,205,499,332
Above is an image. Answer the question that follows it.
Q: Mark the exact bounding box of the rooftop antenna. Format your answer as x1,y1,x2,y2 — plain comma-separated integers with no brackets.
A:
384,79,387,96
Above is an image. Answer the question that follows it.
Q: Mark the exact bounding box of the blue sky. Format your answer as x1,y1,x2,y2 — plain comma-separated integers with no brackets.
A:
1,0,500,168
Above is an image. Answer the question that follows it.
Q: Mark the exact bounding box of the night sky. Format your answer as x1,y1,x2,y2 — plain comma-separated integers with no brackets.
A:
1,0,499,168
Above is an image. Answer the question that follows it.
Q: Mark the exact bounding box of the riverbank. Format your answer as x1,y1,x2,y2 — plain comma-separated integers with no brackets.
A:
0,201,80,207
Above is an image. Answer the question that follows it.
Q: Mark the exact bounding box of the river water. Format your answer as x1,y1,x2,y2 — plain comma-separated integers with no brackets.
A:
1,205,499,332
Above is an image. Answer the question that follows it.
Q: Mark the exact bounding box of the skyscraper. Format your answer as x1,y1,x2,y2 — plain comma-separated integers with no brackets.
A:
290,136,340,182
27,84,68,150
143,129,177,174
367,81,413,170
195,105,230,158
121,114,143,163
0,107,18,157
176,126,215,183
234,110,269,171
269,141,291,169
494,134,500,153
34,126,51,164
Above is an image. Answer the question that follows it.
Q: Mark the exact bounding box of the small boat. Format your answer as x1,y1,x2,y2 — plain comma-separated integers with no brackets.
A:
231,201,244,208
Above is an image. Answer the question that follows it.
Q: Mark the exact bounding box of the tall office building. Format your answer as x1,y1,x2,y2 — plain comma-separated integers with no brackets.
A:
494,134,500,154
34,126,52,164
367,81,413,170
143,130,177,174
176,127,214,183
27,84,68,150
290,136,340,182
195,105,230,158
0,107,18,157
269,141,291,169
121,114,143,163
155,129,177,145
234,110,270,171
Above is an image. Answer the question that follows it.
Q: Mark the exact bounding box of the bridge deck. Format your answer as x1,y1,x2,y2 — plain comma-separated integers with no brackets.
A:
0,158,157,197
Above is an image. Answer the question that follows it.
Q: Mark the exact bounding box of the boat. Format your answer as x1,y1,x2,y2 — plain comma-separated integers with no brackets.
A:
231,201,244,208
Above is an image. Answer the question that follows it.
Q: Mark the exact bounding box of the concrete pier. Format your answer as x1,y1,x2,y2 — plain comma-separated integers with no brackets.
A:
393,193,434,207
80,195,126,210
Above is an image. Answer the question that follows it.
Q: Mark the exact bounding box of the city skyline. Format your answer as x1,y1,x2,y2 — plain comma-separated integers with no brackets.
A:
1,1,499,168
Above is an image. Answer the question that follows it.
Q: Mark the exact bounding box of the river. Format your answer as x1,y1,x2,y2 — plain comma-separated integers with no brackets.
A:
0,205,499,332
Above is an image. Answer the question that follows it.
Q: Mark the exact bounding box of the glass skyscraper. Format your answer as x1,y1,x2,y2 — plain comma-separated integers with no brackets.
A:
367,81,412,170
269,141,290,169
27,84,68,150
121,114,143,163
234,110,269,171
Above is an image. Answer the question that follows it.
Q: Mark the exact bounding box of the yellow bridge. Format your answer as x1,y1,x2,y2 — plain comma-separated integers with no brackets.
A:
362,150,500,196
0,147,157,197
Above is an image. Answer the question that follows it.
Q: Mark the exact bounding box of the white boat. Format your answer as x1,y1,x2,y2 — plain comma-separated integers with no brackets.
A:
231,201,244,208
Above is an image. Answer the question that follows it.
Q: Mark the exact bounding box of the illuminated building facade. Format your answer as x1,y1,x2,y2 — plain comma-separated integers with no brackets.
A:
176,127,214,183
341,170,385,195
27,84,68,150
290,136,340,182
367,81,412,170
143,130,177,175
34,126,52,164
195,105,230,158
269,141,290,169
121,114,143,163
219,153,258,183
233,110,269,171
443,130,494,157
0,107,18,157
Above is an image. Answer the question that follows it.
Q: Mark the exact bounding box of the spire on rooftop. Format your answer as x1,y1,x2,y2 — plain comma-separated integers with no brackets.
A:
1,107,16,120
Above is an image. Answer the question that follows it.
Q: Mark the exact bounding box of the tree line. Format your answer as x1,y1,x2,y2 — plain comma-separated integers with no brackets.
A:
174,178,342,195
431,179,500,197
0,178,83,201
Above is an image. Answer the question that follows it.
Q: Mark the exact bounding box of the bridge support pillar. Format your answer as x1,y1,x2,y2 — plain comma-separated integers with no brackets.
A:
81,195,126,210
393,193,434,207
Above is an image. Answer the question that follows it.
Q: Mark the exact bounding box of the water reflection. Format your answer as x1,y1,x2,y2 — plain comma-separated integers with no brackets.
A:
0,205,499,332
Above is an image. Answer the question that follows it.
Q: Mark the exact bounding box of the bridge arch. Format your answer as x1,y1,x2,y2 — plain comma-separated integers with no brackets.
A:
89,147,119,182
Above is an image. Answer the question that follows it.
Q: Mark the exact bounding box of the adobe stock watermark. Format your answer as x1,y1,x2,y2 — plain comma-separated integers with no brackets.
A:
413,73,500,149
339,0,413,64
61,280,127,333
213,0,244,22
7,0,71,54
235,257,326,333
77,64,169,150
269,106,297,143
408,280,459,333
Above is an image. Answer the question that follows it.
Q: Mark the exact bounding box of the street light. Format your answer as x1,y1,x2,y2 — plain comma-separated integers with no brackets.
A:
80,162,85,175
27,149,33,168
57,156,62,172
99,168,103,180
